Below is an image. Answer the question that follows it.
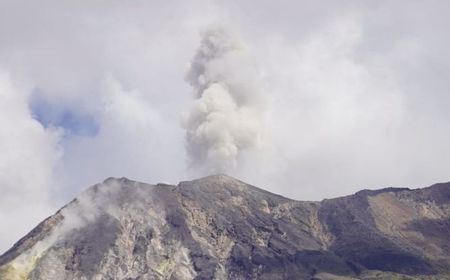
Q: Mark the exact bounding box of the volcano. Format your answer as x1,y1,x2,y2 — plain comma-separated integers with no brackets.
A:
1,175,450,279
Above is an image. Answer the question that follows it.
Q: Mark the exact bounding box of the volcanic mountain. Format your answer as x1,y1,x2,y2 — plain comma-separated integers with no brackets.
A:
1,175,450,279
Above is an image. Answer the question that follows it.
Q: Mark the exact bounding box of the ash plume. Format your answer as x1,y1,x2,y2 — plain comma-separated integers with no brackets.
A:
183,27,265,173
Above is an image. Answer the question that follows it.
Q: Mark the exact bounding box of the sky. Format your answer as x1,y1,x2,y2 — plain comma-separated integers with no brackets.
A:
1,0,450,253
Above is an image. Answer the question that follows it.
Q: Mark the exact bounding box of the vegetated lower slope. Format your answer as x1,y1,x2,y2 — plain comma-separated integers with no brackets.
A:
1,175,450,279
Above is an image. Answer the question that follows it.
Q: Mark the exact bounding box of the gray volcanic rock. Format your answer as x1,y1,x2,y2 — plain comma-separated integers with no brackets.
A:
1,175,450,279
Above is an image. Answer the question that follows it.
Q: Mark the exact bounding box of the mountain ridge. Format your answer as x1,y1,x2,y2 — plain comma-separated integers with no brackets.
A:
1,175,450,279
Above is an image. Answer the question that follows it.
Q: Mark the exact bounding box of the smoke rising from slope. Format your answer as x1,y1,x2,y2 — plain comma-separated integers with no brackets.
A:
184,27,265,173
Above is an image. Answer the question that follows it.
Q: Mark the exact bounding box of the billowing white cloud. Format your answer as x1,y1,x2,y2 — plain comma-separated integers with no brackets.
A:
59,76,186,198
0,71,61,252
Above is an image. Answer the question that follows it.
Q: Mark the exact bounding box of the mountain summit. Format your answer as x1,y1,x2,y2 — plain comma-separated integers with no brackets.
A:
1,175,450,279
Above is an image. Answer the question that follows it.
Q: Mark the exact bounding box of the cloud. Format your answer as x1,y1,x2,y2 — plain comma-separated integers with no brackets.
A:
183,27,265,173
58,76,186,198
0,71,61,252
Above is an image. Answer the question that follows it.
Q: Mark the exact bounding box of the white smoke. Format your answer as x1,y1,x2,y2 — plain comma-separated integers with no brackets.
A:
184,27,265,173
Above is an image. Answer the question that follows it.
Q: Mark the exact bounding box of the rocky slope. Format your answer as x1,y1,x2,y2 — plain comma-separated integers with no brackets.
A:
1,175,450,280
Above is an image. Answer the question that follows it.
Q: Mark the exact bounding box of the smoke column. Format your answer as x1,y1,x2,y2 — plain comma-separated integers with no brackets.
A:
184,27,264,173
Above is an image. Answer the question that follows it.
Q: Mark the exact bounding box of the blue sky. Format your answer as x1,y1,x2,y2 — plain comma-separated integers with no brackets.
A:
29,90,100,138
